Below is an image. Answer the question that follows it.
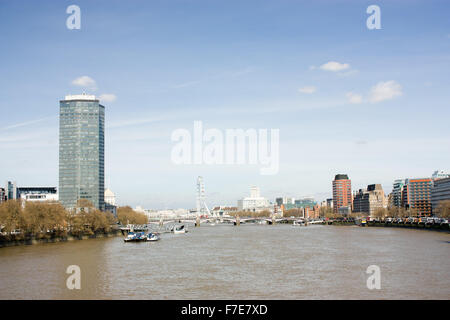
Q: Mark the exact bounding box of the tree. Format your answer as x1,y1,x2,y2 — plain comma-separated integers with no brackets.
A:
0,200,26,235
117,206,147,225
373,208,387,219
436,200,450,218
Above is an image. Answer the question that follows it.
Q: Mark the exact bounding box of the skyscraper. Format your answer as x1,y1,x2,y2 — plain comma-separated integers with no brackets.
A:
332,174,352,214
59,94,105,211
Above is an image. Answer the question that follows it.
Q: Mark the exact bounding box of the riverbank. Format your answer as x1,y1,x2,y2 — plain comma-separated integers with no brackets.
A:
0,230,122,248
328,220,450,232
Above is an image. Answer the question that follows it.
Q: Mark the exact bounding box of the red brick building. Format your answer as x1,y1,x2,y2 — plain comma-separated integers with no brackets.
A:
332,174,352,214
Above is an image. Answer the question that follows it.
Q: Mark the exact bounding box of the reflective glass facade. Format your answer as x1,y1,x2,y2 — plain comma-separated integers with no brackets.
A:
59,98,105,210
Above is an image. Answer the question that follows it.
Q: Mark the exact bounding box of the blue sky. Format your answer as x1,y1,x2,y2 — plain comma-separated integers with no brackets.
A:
1,0,449,208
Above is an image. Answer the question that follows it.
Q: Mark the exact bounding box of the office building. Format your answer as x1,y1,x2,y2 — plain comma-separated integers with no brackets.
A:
407,178,433,216
237,186,270,211
431,177,450,213
5,181,17,200
391,179,406,207
332,174,352,214
59,94,105,211
18,187,58,202
352,184,386,216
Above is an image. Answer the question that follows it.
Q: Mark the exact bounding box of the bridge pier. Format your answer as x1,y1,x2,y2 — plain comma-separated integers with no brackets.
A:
236,215,240,226
195,216,200,227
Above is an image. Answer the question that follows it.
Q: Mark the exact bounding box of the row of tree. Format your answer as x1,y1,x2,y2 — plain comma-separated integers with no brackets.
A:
0,199,149,240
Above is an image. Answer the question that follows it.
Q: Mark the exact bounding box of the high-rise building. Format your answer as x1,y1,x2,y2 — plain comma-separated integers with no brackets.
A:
59,94,105,211
237,186,270,211
391,179,406,207
332,174,351,214
407,178,433,216
431,177,450,214
5,181,17,200
352,184,386,216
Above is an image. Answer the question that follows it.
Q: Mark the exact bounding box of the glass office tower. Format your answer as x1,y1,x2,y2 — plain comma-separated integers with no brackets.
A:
59,94,105,210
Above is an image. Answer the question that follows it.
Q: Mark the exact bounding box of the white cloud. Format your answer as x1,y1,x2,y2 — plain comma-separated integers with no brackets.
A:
346,92,363,104
298,86,317,94
99,93,117,103
319,61,350,72
368,80,402,103
71,76,97,90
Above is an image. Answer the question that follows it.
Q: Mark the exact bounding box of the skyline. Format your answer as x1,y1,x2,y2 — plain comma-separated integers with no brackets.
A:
1,0,450,208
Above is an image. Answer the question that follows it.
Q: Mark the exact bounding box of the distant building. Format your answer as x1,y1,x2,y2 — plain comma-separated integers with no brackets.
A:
338,206,351,216
59,94,105,211
104,188,117,216
431,177,450,214
0,187,5,203
391,179,406,207
332,174,352,214
431,170,450,180
407,178,433,216
237,186,270,212
275,197,295,206
211,206,238,216
5,181,17,200
17,187,58,202
353,184,386,216
104,188,116,206
326,198,333,208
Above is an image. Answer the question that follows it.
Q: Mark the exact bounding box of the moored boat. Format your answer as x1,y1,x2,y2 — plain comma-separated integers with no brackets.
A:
146,232,160,241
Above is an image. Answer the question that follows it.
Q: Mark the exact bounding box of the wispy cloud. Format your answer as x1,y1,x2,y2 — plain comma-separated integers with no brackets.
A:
298,86,317,94
1,116,56,131
319,61,350,72
368,80,402,103
99,93,117,102
172,81,201,89
71,75,97,91
346,92,363,104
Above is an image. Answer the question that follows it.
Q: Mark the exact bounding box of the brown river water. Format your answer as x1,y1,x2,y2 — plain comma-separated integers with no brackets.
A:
0,224,449,299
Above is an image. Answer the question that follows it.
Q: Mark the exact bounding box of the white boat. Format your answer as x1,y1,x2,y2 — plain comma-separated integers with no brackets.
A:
146,232,160,241
172,225,187,234
293,220,306,226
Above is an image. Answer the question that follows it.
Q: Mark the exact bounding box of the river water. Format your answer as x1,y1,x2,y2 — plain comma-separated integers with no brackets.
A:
0,224,449,299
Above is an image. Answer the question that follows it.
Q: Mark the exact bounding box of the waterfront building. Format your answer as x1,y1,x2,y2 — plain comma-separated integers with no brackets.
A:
332,174,352,214
237,186,270,212
275,197,295,206
17,187,58,202
211,206,238,217
59,94,105,211
391,179,406,207
407,178,433,216
326,198,333,208
431,170,450,180
431,177,450,214
294,197,316,208
352,184,386,216
338,206,351,216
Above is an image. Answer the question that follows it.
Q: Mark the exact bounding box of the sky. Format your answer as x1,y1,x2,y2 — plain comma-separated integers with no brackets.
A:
0,0,449,209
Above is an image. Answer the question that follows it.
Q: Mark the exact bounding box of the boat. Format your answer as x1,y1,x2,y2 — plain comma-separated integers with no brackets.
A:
171,225,187,234
293,220,306,226
124,231,147,242
146,232,160,241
